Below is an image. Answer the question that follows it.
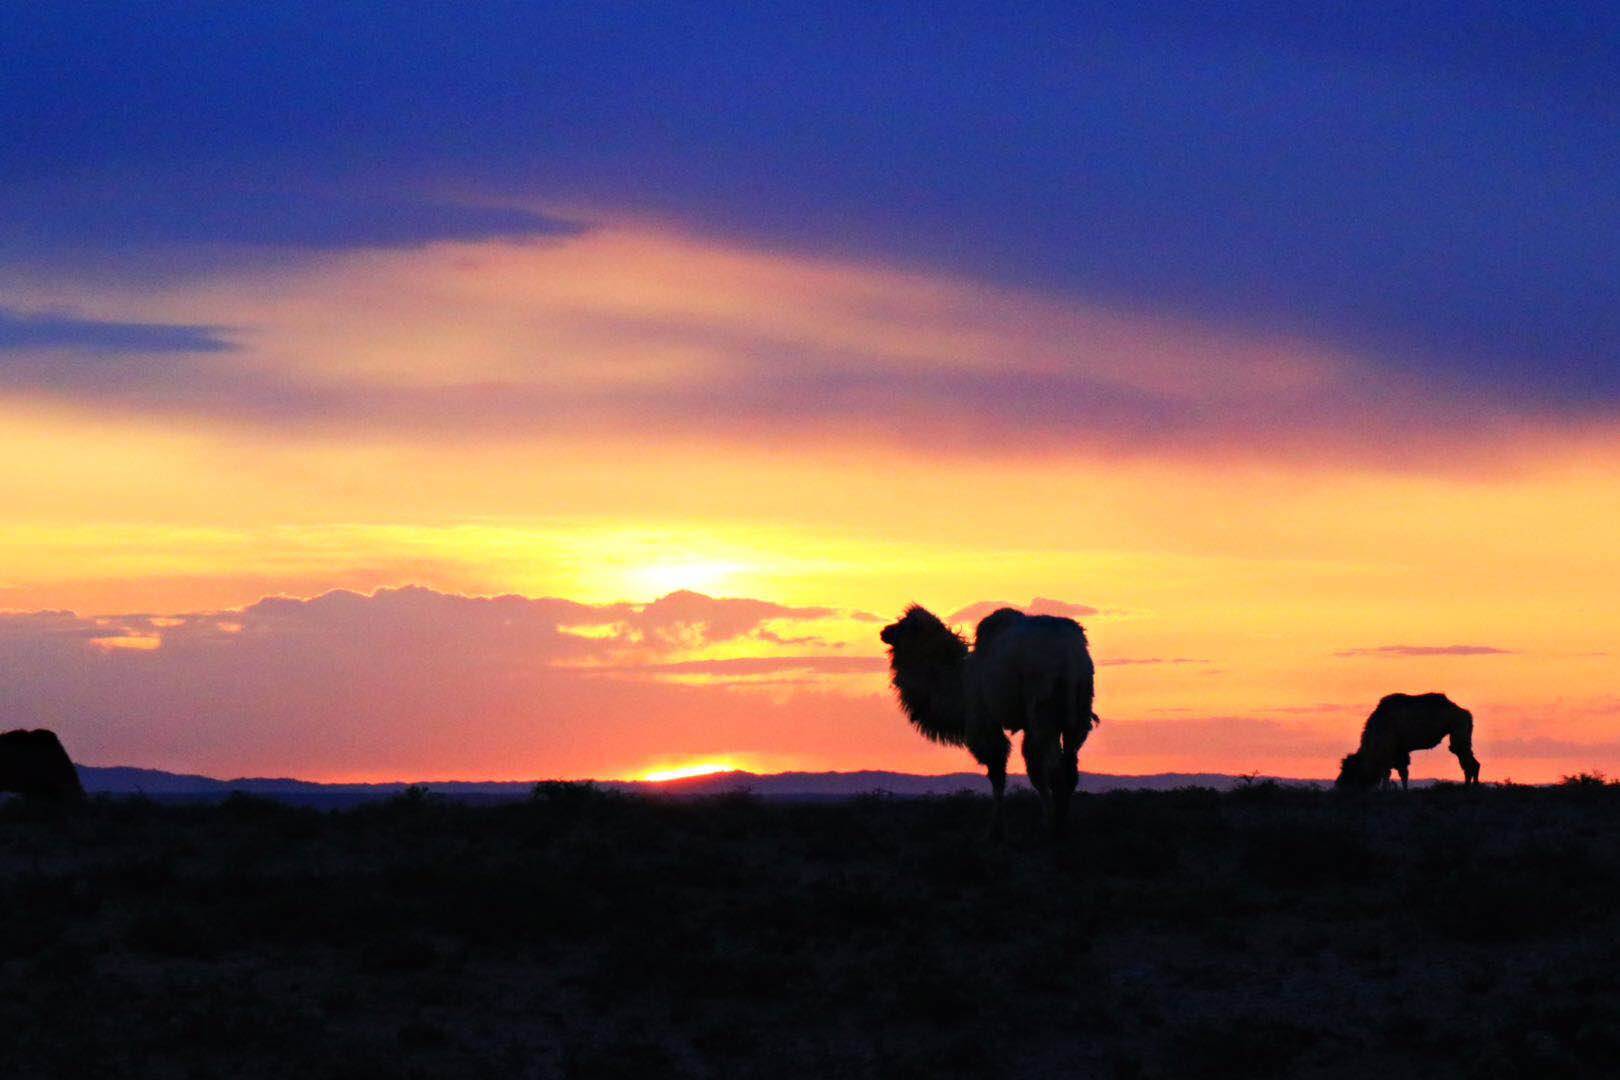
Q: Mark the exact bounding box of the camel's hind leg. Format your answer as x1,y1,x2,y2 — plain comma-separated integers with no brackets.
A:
1449,724,1481,785
1050,744,1078,837
1020,729,1050,821
1055,680,1091,834
1021,726,1070,838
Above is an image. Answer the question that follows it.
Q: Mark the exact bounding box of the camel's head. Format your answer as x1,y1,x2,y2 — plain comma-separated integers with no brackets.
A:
1335,751,1383,790
880,606,965,662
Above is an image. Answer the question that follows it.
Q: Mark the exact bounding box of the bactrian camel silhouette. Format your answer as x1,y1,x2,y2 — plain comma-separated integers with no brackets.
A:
882,606,1096,837
1336,692,1480,789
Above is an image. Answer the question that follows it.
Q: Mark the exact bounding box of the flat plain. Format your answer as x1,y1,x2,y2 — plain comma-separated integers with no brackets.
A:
1,781,1617,1078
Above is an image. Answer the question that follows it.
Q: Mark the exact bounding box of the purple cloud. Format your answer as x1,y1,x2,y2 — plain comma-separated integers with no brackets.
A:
1334,645,1515,658
593,656,884,678
0,307,232,353
946,598,1101,628
0,306,1564,466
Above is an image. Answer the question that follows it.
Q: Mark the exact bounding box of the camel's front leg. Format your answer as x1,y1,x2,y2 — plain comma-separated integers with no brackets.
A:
1449,729,1481,785
986,755,1007,841
969,689,1012,840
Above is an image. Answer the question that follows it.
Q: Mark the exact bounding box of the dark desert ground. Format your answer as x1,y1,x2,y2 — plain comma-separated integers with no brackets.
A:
3,780,1618,1079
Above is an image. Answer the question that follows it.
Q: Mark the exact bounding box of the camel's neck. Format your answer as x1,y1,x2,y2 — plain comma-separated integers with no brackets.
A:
891,650,968,747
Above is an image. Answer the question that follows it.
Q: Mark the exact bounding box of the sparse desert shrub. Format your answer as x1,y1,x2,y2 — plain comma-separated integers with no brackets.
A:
1409,863,1570,942
804,870,902,931
126,908,227,959
358,932,439,974
1229,777,1287,803
218,790,297,818
392,783,437,806
529,778,604,806
1231,780,1321,806
908,835,996,889
686,947,802,1002
1574,1006,1620,1063
885,949,978,1027
564,1036,683,1080
0,909,69,960
1083,822,1182,878
875,1027,1000,1080
1168,1014,1315,1077
1238,817,1379,888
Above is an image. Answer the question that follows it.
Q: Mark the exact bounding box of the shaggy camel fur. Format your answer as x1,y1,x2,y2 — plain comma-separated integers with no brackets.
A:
1336,692,1480,789
881,606,1096,836
0,729,83,799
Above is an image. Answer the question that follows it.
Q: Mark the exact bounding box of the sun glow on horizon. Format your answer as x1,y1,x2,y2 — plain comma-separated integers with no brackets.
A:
639,761,744,783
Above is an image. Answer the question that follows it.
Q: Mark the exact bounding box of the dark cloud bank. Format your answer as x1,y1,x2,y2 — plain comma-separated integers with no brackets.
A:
0,308,233,353
3,3,1618,408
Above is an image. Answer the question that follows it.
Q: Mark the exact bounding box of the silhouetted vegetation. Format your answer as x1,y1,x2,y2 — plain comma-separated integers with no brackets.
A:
1,784,1618,1076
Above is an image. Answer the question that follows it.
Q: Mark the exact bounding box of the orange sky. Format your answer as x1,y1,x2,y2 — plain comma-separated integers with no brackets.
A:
2,225,1617,783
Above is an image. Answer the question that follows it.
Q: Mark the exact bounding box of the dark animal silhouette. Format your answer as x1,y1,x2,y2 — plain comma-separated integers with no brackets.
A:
1336,693,1480,789
882,605,1096,836
0,729,84,799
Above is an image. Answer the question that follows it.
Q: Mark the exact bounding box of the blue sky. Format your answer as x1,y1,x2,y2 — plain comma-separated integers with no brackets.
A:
5,2,1617,403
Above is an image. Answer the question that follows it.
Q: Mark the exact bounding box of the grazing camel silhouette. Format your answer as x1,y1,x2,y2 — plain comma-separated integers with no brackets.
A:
0,729,83,799
882,606,1096,837
1335,693,1480,789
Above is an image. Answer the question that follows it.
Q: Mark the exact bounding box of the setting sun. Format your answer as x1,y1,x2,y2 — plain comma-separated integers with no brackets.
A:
631,560,746,600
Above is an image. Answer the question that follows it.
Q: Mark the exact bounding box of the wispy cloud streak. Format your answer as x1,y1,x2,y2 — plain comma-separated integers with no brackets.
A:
1334,645,1515,658
0,308,232,353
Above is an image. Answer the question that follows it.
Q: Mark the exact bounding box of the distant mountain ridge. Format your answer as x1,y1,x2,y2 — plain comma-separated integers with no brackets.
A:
76,764,1329,801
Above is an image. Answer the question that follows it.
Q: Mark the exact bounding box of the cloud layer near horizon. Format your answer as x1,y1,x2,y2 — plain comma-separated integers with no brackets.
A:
1,585,1615,784
0,587,910,780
